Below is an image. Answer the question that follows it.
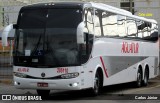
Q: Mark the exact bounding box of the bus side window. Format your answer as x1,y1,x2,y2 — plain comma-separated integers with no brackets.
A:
94,9,102,37
84,8,94,35
80,8,94,63
102,12,118,37
137,20,158,41
137,20,144,38
149,23,158,41
142,22,151,38
126,17,137,38
117,15,126,37
83,8,94,44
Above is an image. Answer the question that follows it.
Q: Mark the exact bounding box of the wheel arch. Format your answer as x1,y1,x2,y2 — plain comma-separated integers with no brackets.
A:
93,65,104,87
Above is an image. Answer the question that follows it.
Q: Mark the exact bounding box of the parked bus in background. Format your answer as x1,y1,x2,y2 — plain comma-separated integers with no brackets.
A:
2,2,159,97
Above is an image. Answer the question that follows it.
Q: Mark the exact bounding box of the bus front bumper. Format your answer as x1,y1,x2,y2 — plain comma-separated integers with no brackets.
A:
14,76,82,90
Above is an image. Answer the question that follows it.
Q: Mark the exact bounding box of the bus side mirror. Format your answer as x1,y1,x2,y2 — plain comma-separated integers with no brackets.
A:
13,24,18,29
2,24,13,46
77,22,85,44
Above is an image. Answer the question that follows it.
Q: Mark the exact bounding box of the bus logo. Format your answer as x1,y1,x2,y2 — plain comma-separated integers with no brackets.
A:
41,72,45,77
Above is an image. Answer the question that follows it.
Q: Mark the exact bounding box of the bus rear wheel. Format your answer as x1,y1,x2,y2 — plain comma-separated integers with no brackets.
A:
37,90,50,99
143,69,149,86
136,69,142,87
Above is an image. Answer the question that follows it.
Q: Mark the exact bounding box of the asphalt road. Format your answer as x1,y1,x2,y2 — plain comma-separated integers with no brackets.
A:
0,77,160,103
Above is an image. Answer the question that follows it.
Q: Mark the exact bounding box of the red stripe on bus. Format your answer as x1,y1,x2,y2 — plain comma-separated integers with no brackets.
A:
100,56,108,78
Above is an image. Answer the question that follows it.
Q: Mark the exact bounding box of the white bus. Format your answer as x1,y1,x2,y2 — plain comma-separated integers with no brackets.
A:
2,2,159,97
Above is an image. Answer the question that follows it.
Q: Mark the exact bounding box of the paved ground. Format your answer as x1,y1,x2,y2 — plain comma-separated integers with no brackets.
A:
0,76,160,103
0,64,159,103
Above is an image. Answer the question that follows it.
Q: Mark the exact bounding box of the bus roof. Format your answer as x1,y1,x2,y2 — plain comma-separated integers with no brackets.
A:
21,2,157,24
90,2,157,24
21,2,86,10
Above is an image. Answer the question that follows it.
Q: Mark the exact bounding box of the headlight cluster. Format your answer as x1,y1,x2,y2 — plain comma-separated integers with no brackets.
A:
61,72,79,79
13,72,79,79
14,72,27,78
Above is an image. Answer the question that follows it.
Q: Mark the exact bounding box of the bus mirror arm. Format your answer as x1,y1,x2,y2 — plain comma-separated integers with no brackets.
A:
84,32,89,55
2,24,13,46
84,32,89,42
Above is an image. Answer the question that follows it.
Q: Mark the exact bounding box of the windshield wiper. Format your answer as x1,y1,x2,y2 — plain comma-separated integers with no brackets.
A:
31,34,42,56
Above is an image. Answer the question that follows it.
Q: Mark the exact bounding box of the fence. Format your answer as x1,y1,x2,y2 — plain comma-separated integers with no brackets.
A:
0,52,13,79
0,0,23,79
0,39,14,79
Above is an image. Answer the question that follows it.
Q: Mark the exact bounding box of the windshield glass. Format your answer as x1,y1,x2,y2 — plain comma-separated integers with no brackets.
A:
14,8,82,67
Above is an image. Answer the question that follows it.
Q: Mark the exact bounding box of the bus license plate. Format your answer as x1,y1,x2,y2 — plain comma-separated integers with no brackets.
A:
37,83,48,87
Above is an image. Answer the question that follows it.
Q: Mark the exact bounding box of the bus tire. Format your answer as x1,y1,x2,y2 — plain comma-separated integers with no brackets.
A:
136,69,142,87
37,90,50,99
91,71,101,96
143,69,149,86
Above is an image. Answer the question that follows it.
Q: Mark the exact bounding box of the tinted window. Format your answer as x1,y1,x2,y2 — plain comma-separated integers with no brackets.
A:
14,8,84,67
47,9,82,28
19,9,47,28
18,8,82,29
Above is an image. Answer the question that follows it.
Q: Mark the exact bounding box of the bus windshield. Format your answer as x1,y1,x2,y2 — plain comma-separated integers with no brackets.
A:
14,8,83,68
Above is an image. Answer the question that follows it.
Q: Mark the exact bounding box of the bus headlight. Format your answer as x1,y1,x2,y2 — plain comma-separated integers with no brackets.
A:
61,72,79,79
14,72,27,78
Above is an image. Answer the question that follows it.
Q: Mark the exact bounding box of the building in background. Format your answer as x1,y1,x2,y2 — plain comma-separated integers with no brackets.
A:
0,0,159,32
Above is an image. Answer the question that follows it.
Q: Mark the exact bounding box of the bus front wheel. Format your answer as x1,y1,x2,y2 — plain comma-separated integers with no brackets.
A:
90,71,101,96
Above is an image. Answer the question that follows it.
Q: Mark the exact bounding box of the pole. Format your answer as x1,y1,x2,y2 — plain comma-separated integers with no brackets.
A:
130,0,133,14
2,46,4,52
10,40,12,65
